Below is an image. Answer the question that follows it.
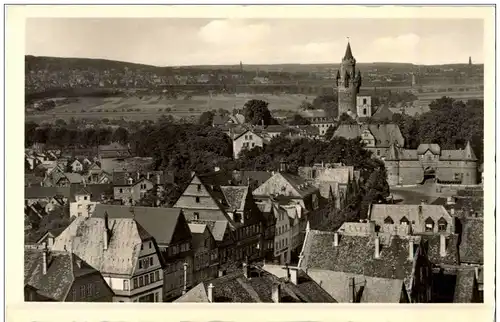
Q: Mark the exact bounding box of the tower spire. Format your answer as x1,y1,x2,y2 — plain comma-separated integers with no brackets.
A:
343,38,354,60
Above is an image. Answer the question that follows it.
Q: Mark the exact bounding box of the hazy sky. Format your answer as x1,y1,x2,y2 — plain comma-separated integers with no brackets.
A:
26,18,484,66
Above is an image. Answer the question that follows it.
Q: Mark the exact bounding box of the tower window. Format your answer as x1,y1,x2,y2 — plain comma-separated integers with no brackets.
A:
363,98,367,105
363,108,367,115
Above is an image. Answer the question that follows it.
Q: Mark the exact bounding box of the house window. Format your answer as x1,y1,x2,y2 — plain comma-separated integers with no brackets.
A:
145,274,150,285
384,216,394,224
155,271,160,281
400,216,410,225
438,217,448,232
80,285,86,298
139,260,143,269
150,272,155,283
195,197,200,203
72,289,77,301
377,150,381,156
154,292,159,302
149,257,154,266
133,278,138,289
197,184,202,192
249,135,253,140
123,280,129,291
194,212,200,220
363,98,367,105
149,242,152,249
425,217,435,232
139,276,144,287
84,196,88,200
363,108,367,115
119,188,123,193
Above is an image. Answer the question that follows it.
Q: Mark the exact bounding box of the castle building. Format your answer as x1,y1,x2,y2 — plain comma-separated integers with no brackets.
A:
384,142,478,186
336,42,362,118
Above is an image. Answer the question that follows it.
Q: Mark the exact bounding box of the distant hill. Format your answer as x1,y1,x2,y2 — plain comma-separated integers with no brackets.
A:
25,55,483,74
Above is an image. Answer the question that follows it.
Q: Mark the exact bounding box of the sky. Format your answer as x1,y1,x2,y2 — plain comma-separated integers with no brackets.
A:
25,18,484,66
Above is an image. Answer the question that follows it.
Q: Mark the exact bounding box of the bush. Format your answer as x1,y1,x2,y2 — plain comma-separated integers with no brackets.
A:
135,108,141,112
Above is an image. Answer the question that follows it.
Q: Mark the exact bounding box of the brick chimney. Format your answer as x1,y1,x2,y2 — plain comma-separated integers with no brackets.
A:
242,262,249,278
103,212,110,250
42,243,48,275
374,235,380,259
271,283,281,303
289,267,298,285
182,262,188,294
408,239,414,261
333,232,339,247
207,283,214,302
440,234,447,257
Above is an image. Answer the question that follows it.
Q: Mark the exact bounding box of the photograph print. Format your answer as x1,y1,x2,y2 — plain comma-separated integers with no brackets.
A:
22,7,489,304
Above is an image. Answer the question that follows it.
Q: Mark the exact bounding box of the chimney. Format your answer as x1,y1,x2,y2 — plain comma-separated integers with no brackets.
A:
42,243,48,275
350,277,356,303
103,212,110,250
450,208,455,215
137,171,140,180
446,196,455,205
374,235,380,259
242,263,249,278
214,166,220,172
420,200,426,206
408,239,414,261
289,267,298,285
182,262,188,294
440,234,446,257
333,232,339,246
207,283,214,302
271,283,281,303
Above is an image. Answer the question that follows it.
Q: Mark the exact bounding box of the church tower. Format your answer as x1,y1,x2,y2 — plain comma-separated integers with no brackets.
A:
336,41,362,118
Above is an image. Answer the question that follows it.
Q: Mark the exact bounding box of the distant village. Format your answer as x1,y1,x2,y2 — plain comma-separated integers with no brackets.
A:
24,43,484,304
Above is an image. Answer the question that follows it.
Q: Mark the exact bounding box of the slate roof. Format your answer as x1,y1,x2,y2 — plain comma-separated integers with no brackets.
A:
418,233,460,266
302,269,406,303
280,172,319,198
63,173,84,184
371,105,394,121
25,186,71,199
453,269,477,303
459,217,483,264
93,204,184,246
191,220,229,242
417,144,441,155
175,265,336,303
25,174,44,187
112,170,164,186
220,186,248,212
333,124,404,148
231,170,273,187
51,216,153,276
368,204,453,233
78,184,113,202
24,248,99,301
300,230,418,292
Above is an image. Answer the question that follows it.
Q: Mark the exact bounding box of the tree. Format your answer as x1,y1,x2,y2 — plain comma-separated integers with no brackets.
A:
288,114,310,126
312,94,338,118
112,127,129,144
242,99,277,125
337,113,357,125
299,101,314,110
198,111,215,126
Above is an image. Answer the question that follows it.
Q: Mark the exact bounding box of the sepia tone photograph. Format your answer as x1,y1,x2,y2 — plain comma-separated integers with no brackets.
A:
13,4,493,309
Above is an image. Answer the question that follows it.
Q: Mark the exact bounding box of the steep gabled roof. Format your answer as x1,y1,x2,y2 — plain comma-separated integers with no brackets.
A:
459,217,483,264
343,42,354,60
93,204,185,246
24,248,100,301
175,265,336,303
52,216,153,276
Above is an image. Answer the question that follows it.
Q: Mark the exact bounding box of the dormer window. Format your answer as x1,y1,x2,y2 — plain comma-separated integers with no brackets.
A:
425,217,435,232
400,216,410,225
438,217,448,232
384,216,394,224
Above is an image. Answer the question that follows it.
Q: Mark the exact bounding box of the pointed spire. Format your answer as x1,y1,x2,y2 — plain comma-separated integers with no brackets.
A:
343,41,354,60
463,141,477,160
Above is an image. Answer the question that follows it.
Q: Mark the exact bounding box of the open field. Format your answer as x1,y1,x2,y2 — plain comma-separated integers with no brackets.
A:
25,93,313,122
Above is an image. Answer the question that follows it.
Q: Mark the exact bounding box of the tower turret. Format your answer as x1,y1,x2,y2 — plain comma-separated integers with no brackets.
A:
337,41,361,118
